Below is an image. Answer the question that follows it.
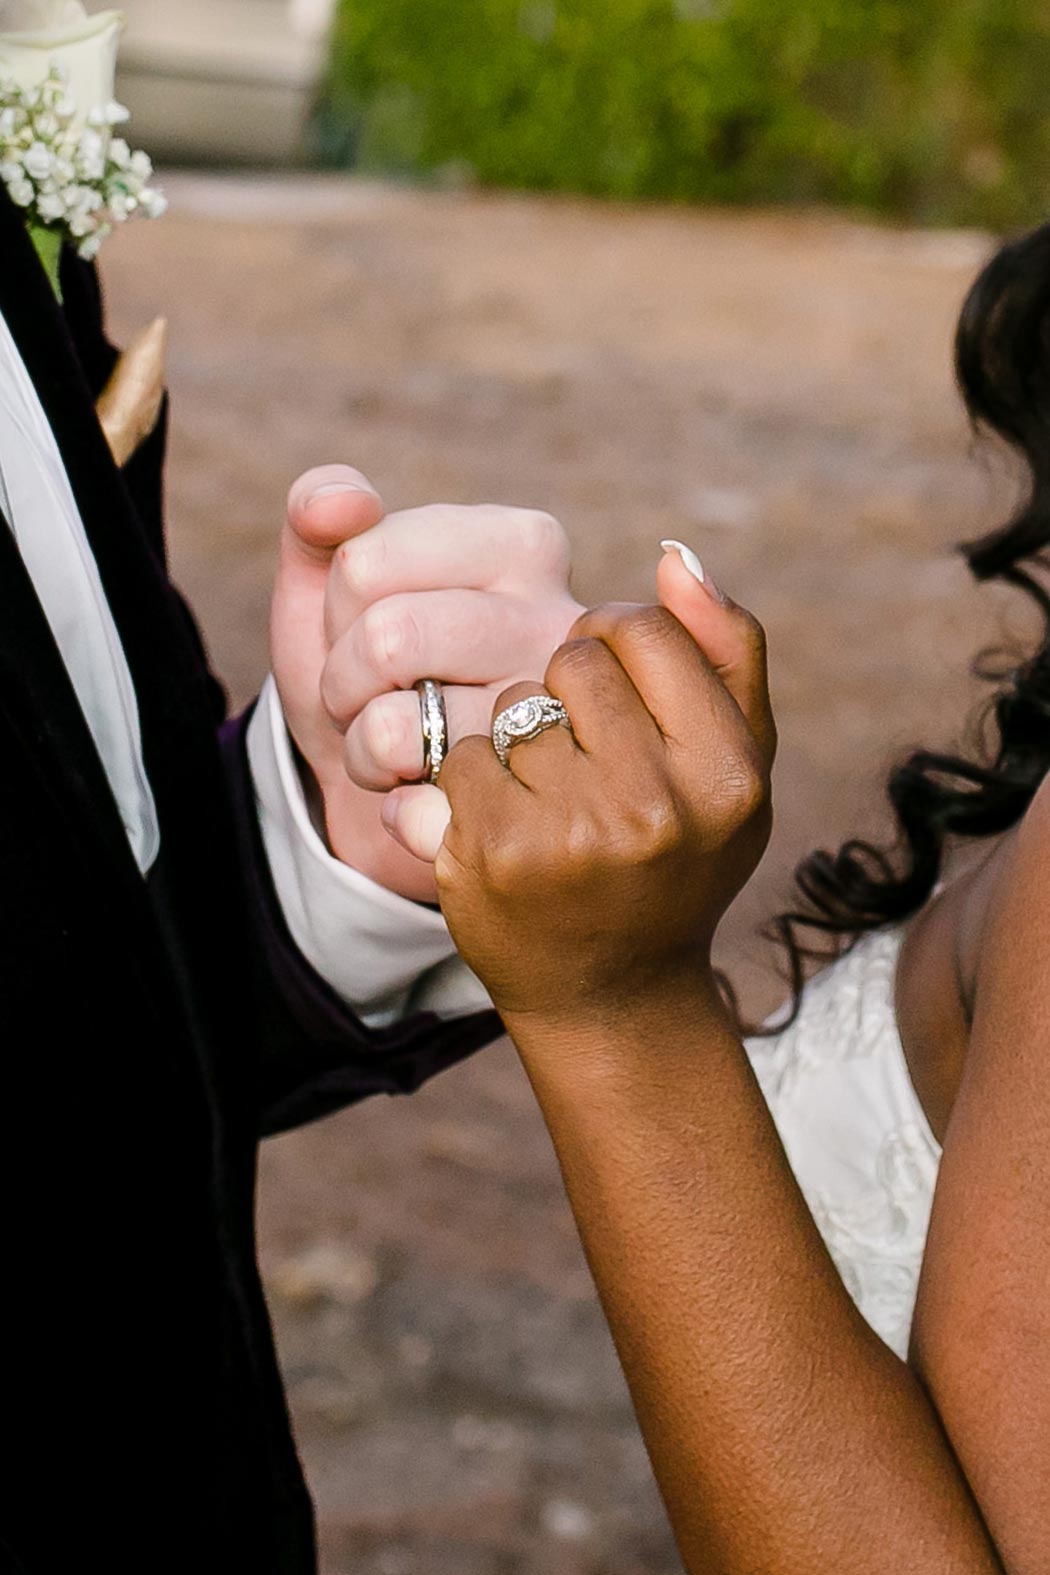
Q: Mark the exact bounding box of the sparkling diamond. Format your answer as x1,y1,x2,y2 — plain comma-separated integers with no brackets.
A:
508,699,541,731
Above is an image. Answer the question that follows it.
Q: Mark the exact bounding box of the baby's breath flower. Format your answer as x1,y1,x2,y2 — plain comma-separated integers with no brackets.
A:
36,189,65,223
23,140,53,180
139,187,167,220
77,227,107,261
0,65,165,263
76,125,104,179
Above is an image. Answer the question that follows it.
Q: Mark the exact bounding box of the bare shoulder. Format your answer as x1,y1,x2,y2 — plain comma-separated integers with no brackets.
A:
959,770,1050,1094
978,769,1050,973
1011,765,1050,856
910,774,1050,1565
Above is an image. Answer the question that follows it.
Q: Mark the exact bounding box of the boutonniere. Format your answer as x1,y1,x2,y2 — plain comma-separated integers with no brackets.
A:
0,3,165,299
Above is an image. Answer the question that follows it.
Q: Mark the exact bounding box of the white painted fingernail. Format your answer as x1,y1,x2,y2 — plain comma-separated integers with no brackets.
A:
661,538,727,602
661,538,705,584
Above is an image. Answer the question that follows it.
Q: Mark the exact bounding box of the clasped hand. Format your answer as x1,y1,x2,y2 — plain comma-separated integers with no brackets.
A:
390,550,778,1029
273,465,774,1022
271,464,584,903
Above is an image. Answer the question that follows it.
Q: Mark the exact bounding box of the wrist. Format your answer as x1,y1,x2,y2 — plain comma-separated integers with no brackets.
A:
500,966,731,1071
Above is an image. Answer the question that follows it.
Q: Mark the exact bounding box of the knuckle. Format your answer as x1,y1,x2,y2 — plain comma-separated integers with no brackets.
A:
360,700,410,768
718,749,768,829
334,534,381,598
584,600,676,649
516,509,570,573
361,603,417,678
483,830,537,895
434,841,464,895
615,788,685,863
565,807,602,860
546,635,601,688
440,733,490,797
624,602,678,647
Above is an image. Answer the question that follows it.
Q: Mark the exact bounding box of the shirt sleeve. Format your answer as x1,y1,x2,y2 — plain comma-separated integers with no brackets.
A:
245,674,492,1027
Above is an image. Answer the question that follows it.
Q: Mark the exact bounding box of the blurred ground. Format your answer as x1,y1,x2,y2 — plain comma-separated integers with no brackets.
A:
105,176,1024,1574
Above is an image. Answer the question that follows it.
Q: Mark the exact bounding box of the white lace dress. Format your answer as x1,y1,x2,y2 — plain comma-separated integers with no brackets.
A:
745,927,942,1359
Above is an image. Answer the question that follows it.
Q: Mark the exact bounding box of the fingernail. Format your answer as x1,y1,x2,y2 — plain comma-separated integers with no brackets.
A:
660,539,724,601
380,796,400,835
306,480,372,510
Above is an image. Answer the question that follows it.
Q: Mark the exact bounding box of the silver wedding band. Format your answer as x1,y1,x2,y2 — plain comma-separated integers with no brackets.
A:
415,678,448,783
492,694,573,768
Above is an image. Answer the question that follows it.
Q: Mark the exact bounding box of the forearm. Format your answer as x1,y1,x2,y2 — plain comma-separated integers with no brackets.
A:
505,985,1001,1575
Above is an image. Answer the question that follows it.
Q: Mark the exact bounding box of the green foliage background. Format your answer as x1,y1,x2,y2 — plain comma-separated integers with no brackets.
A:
322,0,1050,227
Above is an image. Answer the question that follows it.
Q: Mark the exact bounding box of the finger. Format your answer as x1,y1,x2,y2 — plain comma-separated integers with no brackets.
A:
272,468,387,715
541,638,657,756
285,464,386,564
320,589,544,729
324,503,571,632
343,684,491,791
656,544,776,764
437,732,526,857
569,599,745,757
380,783,452,864
488,680,582,789
382,731,517,863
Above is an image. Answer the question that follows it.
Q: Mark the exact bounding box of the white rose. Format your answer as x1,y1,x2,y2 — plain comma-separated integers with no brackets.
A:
0,3,124,131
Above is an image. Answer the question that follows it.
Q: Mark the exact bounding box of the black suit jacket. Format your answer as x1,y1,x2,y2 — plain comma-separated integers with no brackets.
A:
0,189,501,1574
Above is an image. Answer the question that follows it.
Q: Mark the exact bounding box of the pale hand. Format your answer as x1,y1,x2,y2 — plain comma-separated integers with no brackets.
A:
270,464,584,903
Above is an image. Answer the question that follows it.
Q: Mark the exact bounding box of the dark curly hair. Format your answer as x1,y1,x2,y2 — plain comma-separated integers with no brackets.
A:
770,222,1050,1013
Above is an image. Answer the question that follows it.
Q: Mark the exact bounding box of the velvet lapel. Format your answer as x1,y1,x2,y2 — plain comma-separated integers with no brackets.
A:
0,187,215,849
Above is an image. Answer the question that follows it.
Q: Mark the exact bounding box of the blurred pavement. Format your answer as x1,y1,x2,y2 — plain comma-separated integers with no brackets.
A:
103,175,1020,1574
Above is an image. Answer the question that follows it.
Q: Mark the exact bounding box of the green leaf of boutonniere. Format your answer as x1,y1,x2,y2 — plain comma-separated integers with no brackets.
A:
28,222,63,300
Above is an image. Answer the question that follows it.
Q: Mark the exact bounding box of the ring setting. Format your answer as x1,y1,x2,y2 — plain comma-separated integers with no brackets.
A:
414,678,448,783
492,694,573,767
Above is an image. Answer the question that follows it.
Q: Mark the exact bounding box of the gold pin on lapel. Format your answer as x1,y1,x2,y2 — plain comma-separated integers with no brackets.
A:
95,315,168,468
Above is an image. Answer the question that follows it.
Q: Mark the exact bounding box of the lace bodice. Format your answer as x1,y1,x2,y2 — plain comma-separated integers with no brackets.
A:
745,928,942,1359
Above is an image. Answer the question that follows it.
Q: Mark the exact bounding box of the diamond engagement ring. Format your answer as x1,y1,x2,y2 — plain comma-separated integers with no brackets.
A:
415,679,448,783
492,694,573,767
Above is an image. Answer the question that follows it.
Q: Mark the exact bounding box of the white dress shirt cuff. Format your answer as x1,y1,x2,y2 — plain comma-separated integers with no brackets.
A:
246,676,492,1027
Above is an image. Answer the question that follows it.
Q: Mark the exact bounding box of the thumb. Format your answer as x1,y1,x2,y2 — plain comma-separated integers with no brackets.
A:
657,540,776,766
284,463,386,564
272,466,388,719
380,783,452,865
